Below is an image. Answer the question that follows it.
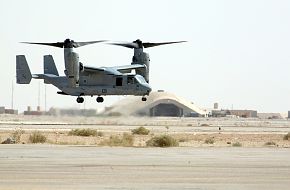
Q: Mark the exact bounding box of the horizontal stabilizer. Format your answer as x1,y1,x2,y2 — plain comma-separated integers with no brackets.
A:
16,55,32,84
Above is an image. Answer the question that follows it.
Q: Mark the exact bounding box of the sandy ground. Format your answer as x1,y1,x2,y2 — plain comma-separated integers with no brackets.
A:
1,115,290,189
0,115,290,147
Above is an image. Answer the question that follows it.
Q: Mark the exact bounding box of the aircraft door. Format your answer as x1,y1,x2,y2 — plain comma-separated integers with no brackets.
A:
116,77,123,86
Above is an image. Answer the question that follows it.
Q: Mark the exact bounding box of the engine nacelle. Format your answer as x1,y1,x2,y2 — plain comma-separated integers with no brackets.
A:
132,50,150,83
64,51,79,87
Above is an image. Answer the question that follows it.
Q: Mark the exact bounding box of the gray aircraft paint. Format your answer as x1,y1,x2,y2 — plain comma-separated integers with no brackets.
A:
16,39,184,103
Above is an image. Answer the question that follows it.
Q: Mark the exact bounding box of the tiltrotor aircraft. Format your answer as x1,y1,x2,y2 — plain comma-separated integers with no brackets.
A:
16,38,185,103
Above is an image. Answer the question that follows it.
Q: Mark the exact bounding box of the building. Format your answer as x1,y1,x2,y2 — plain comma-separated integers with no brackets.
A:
211,109,231,117
0,106,18,114
103,91,207,117
0,107,4,114
229,110,257,118
24,106,46,115
210,109,257,118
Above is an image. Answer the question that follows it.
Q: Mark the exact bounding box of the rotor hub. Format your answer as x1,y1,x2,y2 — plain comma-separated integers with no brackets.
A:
133,39,143,48
64,39,75,48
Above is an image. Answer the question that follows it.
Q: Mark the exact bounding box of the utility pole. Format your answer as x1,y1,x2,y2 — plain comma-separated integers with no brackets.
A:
44,84,47,112
38,81,40,107
11,79,14,109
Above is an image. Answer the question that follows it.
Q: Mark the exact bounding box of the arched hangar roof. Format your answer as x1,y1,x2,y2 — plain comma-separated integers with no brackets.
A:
103,91,207,116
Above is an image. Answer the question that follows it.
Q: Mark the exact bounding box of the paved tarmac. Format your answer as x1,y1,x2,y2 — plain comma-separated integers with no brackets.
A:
0,145,290,190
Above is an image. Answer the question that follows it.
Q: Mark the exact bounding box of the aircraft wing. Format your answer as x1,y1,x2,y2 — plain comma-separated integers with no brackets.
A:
84,66,121,75
84,66,106,73
112,64,146,73
84,64,145,75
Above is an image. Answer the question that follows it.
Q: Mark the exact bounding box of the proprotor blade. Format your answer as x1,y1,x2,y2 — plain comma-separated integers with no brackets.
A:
73,40,107,48
108,42,139,49
21,42,64,48
108,40,187,49
21,39,107,48
143,41,187,48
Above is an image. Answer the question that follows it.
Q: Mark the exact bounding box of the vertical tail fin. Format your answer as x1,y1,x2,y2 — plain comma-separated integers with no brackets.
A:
16,55,32,84
44,55,59,84
44,55,59,76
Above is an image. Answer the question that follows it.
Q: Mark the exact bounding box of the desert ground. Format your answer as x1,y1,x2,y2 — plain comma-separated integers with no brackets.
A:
1,114,290,190
0,114,290,147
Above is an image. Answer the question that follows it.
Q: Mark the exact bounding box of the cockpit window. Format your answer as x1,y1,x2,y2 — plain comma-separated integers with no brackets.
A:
127,76,134,84
135,75,146,84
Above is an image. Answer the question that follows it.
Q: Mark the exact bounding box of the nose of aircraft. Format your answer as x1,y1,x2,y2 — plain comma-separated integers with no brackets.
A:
142,83,152,94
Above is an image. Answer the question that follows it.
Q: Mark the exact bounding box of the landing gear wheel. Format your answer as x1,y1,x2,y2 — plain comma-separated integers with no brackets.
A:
76,97,84,103
142,97,147,101
96,96,104,103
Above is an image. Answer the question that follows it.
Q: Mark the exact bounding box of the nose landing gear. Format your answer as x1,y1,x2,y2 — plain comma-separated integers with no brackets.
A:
142,97,147,101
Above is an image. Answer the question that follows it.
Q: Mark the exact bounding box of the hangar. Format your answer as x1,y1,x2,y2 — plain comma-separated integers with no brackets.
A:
103,91,207,117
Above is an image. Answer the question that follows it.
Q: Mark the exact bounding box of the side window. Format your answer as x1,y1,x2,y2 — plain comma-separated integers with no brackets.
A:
127,76,134,84
116,77,123,86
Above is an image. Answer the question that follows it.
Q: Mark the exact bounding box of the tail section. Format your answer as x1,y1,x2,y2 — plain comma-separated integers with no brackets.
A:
44,55,59,84
16,55,32,84
44,55,59,76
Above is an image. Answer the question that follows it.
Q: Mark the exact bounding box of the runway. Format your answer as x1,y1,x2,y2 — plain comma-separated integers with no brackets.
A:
0,145,290,190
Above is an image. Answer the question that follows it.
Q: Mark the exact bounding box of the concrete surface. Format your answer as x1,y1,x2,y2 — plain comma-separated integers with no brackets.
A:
0,145,290,190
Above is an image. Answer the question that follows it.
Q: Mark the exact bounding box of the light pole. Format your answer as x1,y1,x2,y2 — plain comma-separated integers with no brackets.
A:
38,81,40,108
44,84,46,112
11,79,14,109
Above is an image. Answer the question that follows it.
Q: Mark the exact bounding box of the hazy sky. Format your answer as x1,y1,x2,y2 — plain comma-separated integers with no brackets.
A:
1,0,290,113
